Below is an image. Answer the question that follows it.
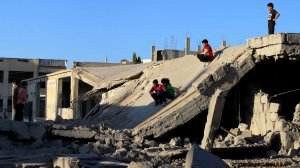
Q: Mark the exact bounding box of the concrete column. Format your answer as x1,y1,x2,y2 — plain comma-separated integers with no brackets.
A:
185,37,190,56
201,89,228,151
222,40,227,48
151,45,156,61
33,59,40,78
32,82,40,120
197,44,201,51
71,76,79,119
2,70,8,118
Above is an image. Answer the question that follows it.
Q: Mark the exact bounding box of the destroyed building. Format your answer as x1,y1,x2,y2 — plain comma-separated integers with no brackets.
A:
151,37,199,61
0,58,67,119
1,33,300,167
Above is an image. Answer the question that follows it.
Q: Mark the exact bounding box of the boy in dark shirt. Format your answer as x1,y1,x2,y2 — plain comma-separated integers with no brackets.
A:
267,3,280,34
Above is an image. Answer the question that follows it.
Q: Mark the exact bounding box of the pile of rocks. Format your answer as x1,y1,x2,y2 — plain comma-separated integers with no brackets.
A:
0,119,192,167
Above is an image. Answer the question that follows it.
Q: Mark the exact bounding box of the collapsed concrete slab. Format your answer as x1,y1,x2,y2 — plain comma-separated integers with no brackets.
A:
185,144,229,168
131,33,300,141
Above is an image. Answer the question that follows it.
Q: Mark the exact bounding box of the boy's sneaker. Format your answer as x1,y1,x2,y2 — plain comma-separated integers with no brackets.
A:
203,62,209,67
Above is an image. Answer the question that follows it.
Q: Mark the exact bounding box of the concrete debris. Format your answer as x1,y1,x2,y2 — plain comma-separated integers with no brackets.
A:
11,121,30,140
2,33,300,167
128,161,154,168
169,137,181,146
185,144,229,168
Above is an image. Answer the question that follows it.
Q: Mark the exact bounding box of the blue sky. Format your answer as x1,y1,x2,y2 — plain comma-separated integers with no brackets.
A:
0,0,299,66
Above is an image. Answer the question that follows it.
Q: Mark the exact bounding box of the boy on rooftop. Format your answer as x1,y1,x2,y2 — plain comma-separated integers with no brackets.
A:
194,39,213,66
267,3,280,35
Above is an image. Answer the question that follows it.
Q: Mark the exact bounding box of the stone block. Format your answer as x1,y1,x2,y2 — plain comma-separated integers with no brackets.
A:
0,120,11,132
275,119,287,132
255,44,283,57
11,121,30,140
169,137,181,146
238,123,248,132
29,123,46,140
295,104,300,112
128,161,153,168
294,140,300,149
269,112,279,122
280,132,293,149
79,144,91,154
241,130,252,138
265,34,286,45
231,128,241,136
212,65,229,82
286,34,300,44
269,103,280,113
247,34,286,49
282,45,300,56
143,139,158,148
53,157,79,168
51,130,96,139
247,37,262,49
260,94,269,104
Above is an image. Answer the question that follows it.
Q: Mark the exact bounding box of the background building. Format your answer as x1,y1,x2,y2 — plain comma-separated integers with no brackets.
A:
0,57,67,118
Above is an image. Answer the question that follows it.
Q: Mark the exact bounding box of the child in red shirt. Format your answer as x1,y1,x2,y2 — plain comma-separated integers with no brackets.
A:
194,39,213,65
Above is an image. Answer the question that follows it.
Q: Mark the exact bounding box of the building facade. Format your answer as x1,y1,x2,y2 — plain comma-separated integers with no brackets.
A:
0,57,67,118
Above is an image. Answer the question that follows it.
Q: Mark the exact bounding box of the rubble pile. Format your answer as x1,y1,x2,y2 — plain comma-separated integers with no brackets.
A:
214,92,300,160
0,119,192,167
1,34,300,167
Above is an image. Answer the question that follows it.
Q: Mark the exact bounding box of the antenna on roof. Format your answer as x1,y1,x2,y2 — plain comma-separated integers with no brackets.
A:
105,55,108,63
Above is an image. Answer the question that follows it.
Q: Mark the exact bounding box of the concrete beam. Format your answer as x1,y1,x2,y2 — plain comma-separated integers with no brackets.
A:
201,89,227,150
71,76,79,119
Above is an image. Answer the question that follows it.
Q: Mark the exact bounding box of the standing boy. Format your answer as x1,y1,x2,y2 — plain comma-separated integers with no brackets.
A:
15,81,28,121
267,3,280,35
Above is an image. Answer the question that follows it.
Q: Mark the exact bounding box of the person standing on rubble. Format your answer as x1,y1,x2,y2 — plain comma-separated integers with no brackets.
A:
149,79,164,106
13,80,21,120
15,81,28,121
193,39,213,66
267,3,280,35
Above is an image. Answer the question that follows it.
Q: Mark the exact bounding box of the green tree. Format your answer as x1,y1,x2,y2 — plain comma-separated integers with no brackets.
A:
132,52,137,63
137,56,142,63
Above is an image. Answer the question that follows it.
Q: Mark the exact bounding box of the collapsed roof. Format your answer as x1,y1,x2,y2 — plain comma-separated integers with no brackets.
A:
83,33,300,140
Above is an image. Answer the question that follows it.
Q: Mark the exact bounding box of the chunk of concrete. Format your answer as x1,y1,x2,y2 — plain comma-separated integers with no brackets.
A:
280,132,293,150
260,94,268,104
51,130,96,139
238,123,248,132
169,137,181,146
231,128,241,136
185,144,229,168
241,130,252,138
201,89,227,150
269,112,279,122
269,103,280,113
11,121,30,140
128,161,153,168
247,34,286,49
53,157,79,168
286,33,300,44
79,144,91,154
0,120,11,132
29,123,46,140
